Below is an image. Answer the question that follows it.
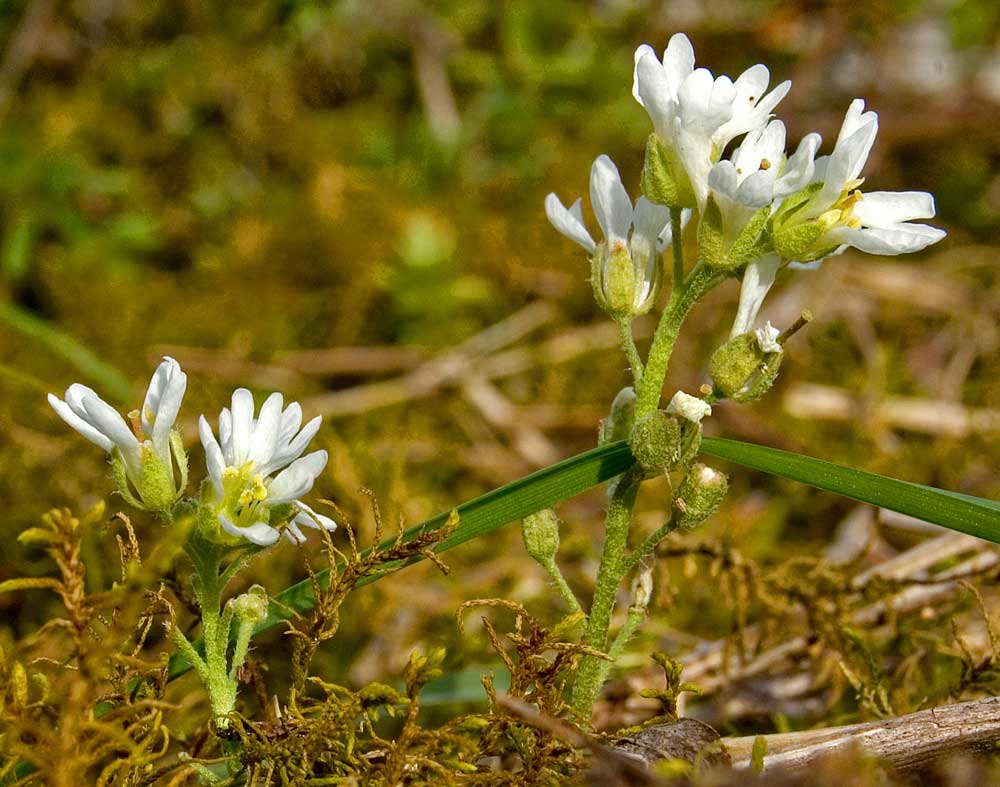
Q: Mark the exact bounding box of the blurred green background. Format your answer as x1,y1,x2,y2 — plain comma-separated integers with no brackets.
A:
1,0,999,712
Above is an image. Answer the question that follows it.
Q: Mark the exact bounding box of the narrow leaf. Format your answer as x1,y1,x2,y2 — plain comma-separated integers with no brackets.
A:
700,437,1000,541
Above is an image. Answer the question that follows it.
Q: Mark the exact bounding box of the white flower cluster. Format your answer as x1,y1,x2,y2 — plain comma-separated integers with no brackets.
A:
49,358,335,547
546,33,946,334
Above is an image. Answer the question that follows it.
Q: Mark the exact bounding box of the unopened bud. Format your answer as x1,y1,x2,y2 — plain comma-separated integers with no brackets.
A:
230,585,269,626
600,386,637,445
709,330,783,403
674,464,729,529
630,565,655,611
629,411,682,475
522,509,561,567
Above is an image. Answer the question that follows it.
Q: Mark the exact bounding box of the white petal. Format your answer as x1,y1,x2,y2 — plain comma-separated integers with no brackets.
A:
820,119,877,208
250,392,283,466
755,322,782,353
267,450,328,503
277,401,303,444
666,391,712,423
260,415,322,477
205,441,226,497
731,253,781,337
65,383,102,419
634,50,677,138
708,161,739,200
735,169,777,208
48,393,114,451
544,194,595,253
294,501,337,532
631,197,671,248
656,208,690,251
590,155,632,245
218,407,233,459
776,133,821,197
825,224,946,255
662,33,696,94
852,191,936,227
283,524,307,544
219,514,279,546
147,357,186,465
80,395,139,453
229,388,255,466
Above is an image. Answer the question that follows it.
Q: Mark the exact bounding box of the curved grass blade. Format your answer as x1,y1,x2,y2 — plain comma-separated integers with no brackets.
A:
700,436,1000,539
0,301,132,402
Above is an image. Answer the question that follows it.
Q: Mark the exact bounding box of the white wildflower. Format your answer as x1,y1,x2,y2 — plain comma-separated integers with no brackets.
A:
198,389,335,546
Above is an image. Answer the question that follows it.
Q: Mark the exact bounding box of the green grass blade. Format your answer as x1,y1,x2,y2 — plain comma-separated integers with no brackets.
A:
0,301,132,402
700,436,1000,539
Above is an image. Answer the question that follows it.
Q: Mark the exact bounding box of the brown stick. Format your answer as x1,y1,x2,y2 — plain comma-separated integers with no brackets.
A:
722,695,1000,773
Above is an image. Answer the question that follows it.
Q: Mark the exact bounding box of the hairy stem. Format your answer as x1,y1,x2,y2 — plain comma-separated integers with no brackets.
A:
543,560,584,615
623,512,681,576
571,467,641,716
616,317,644,385
635,263,723,419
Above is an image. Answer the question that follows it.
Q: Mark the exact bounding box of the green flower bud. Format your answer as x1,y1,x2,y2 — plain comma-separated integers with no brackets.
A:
674,464,729,529
599,386,637,445
230,585,269,626
522,509,561,567
709,329,784,403
629,411,682,476
641,134,696,209
701,195,772,274
676,420,703,468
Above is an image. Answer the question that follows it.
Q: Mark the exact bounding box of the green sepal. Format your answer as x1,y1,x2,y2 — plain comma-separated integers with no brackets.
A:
521,509,561,567
698,194,725,270
110,452,144,510
772,220,825,261
640,134,696,209
709,333,784,403
138,446,177,512
674,464,729,529
725,206,773,271
605,245,637,315
629,411,682,476
170,428,188,498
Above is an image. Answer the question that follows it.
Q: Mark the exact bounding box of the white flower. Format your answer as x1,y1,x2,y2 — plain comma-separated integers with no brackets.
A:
546,155,687,316
773,100,946,265
633,34,791,209
199,389,335,546
666,391,712,423
708,120,821,249
48,357,188,509
730,252,781,338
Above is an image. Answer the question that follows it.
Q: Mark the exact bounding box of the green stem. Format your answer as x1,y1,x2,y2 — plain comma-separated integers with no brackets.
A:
616,317,644,385
543,560,583,615
670,208,684,289
635,263,723,420
623,512,680,576
607,604,647,664
570,467,641,716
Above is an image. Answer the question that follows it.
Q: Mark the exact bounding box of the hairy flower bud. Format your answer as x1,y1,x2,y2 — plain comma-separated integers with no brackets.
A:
674,464,729,529
709,327,784,402
629,411,682,476
522,509,561,567
230,585,269,626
